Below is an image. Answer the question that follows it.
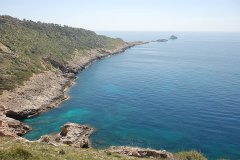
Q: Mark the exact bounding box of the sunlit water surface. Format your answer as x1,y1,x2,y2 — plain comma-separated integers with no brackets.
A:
23,32,240,160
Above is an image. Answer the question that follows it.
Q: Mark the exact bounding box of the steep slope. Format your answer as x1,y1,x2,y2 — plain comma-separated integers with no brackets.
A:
0,15,142,129
0,15,125,94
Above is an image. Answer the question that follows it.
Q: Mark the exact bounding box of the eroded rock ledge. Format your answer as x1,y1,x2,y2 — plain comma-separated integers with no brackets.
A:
38,122,93,148
106,146,173,159
0,113,31,137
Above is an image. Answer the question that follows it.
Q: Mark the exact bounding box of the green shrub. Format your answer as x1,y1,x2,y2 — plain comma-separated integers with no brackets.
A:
174,150,207,160
10,148,33,159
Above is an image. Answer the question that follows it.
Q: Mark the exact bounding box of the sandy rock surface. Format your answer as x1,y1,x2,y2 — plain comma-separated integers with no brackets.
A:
0,71,68,119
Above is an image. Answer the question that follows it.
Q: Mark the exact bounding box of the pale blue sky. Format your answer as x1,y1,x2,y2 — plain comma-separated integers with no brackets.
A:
0,0,240,32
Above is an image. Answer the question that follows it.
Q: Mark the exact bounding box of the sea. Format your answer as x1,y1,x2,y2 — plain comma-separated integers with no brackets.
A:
23,32,240,160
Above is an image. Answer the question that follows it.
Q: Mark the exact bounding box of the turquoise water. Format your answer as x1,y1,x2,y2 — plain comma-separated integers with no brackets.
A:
23,32,240,160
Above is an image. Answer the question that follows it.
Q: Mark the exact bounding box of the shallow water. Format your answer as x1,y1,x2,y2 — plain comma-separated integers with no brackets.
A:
23,32,240,160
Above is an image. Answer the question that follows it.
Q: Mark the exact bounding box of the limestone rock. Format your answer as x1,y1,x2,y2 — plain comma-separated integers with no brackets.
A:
106,146,173,159
0,71,69,119
0,41,12,53
38,135,51,143
38,123,93,148
0,114,31,137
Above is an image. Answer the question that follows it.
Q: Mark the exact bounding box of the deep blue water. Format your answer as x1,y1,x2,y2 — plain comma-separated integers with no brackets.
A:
23,32,240,160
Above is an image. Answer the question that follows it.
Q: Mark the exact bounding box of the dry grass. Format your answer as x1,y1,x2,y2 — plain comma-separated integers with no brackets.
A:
0,137,207,160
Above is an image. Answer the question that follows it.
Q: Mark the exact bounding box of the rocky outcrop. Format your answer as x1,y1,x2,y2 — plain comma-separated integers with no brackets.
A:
0,113,31,137
106,146,173,159
38,123,93,148
0,71,69,119
0,41,12,54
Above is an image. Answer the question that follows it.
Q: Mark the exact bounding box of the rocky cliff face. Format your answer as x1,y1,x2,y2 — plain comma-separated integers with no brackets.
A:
0,71,68,119
0,113,31,137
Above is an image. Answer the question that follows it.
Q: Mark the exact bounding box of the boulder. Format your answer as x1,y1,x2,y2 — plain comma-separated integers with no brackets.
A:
38,122,94,148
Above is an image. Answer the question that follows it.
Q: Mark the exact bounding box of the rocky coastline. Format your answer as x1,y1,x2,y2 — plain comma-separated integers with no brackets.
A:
0,40,177,159
0,40,206,159
0,41,146,140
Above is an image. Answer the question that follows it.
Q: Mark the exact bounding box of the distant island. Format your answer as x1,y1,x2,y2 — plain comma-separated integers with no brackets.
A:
169,35,178,40
155,35,178,43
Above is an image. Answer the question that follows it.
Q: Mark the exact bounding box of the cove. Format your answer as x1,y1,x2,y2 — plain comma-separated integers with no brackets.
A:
23,32,240,160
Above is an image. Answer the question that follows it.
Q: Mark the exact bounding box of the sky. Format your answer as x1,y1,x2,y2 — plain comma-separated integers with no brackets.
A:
0,0,240,32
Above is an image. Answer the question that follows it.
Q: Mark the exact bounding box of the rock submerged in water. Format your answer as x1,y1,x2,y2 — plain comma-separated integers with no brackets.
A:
169,35,178,40
38,122,94,148
106,146,173,159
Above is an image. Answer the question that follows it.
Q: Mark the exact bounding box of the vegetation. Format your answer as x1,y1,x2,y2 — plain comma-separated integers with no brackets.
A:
0,137,207,160
0,15,125,94
174,151,207,160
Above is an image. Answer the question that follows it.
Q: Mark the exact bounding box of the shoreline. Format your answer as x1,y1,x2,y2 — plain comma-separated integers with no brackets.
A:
0,40,208,159
0,41,148,138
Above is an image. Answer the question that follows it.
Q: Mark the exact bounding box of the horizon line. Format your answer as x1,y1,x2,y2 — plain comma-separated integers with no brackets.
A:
96,30,240,33
1,15,239,33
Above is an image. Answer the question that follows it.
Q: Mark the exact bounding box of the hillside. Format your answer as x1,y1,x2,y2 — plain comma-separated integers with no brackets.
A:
0,15,125,94
0,137,207,160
